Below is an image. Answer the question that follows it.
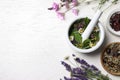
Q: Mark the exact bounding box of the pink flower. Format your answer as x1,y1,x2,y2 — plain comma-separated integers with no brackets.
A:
57,12,65,20
72,9,79,16
52,2,59,11
72,0,78,6
65,2,69,9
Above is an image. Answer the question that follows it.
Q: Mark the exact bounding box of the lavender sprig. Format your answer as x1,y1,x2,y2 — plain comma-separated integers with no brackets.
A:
61,54,111,80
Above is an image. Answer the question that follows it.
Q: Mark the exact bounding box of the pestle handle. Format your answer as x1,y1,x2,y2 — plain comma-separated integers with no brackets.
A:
82,10,102,42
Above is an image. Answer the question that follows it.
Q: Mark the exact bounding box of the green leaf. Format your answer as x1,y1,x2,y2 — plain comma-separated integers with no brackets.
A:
96,32,100,41
85,17,90,25
74,32,82,43
82,39,91,49
84,17,90,28
69,27,77,36
71,29,77,36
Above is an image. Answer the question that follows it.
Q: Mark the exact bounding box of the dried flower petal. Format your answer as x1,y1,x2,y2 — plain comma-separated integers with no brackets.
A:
72,9,79,16
72,0,79,6
52,2,59,11
57,12,65,20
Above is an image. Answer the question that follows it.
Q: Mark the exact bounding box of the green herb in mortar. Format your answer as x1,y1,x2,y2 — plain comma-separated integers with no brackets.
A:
69,17,100,49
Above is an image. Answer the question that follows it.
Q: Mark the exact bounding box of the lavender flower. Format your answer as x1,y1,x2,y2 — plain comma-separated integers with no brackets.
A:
61,61,72,72
81,65,88,70
61,54,111,80
90,65,99,71
64,76,74,80
72,68,86,75
72,54,75,57
75,58,90,67
64,76,86,80
64,76,71,80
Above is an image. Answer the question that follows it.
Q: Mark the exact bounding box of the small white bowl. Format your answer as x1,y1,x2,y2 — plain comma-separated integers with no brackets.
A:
107,9,120,36
67,18,105,53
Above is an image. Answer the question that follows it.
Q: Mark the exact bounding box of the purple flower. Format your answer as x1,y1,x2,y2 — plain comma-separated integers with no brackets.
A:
80,60,88,65
72,68,86,75
72,9,79,16
52,2,59,11
64,76,82,80
77,76,88,80
81,65,88,70
72,54,75,57
64,77,71,80
57,12,65,20
68,75,88,80
61,61,72,72
61,54,110,80
72,0,78,6
75,58,90,67
90,65,99,71
80,60,90,67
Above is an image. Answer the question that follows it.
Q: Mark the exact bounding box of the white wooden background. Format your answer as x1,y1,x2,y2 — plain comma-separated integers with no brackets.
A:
0,0,119,80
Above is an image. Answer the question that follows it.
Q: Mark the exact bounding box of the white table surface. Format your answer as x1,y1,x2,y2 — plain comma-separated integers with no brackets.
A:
0,0,120,80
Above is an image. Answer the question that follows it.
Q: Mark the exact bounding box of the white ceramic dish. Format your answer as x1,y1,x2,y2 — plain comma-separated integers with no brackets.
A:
67,18,105,53
107,9,120,36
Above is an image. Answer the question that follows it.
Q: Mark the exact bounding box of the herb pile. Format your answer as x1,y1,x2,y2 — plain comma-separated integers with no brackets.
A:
61,54,111,80
101,42,120,75
69,17,100,49
110,11,120,31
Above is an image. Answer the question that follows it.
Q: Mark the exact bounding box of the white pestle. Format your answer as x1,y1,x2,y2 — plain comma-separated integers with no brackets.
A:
82,10,103,42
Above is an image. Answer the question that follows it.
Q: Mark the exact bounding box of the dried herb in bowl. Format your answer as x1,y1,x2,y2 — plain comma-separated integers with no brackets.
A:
110,11,120,31
101,42,120,76
69,17,100,49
